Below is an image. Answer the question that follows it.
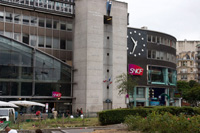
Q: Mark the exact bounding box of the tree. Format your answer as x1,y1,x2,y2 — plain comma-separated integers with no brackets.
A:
115,73,138,104
189,80,198,88
184,86,200,106
177,81,190,93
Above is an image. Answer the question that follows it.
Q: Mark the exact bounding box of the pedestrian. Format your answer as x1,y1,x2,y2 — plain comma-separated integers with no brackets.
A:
35,129,42,133
5,126,17,133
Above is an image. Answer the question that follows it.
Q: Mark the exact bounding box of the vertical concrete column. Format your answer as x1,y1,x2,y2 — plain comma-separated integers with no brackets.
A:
133,87,137,107
165,88,169,106
145,87,149,106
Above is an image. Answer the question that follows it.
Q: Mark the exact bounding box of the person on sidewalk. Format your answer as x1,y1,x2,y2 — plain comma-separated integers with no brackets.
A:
5,126,17,133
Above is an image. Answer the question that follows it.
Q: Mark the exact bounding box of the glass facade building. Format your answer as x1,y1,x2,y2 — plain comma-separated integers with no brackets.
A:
0,35,72,111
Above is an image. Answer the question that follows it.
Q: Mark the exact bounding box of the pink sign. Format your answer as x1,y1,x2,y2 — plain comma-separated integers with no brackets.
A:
129,64,144,76
52,91,62,98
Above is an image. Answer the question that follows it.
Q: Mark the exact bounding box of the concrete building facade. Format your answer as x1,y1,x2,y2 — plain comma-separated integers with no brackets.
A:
176,40,200,82
73,0,127,112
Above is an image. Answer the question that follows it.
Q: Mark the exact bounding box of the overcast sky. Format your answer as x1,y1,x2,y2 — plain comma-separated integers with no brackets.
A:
118,0,200,40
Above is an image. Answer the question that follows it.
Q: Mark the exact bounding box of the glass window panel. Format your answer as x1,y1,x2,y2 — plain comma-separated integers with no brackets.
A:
53,38,59,49
148,50,151,58
156,51,160,59
147,35,151,42
6,12,13,22
22,34,29,45
167,53,171,61
152,36,156,43
53,21,59,29
137,87,145,98
0,11,4,21
31,16,37,26
23,15,30,25
0,66,19,79
46,37,52,48
46,19,52,28
21,83,32,96
14,33,21,41
156,37,160,43
5,32,13,38
67,23,72,31
39,18,45,27
60,40,66,49
149,66,164,83
21,67,33,79
14,14,21,24
67,40,72,50
60,22,66,30
0,82,18,96
160,51,164,60
30,35,37,46
38,36,44,47
152,51,156,59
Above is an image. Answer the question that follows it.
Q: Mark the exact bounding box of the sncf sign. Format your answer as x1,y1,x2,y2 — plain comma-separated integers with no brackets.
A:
52,91,61,98
129,64,144,76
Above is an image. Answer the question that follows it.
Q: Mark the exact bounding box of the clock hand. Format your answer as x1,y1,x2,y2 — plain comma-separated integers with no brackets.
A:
131,37,137,44
130,37,138,54
130,41,137,54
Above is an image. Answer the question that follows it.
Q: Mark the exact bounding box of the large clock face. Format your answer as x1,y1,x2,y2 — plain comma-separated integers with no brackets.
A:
127,30,146,57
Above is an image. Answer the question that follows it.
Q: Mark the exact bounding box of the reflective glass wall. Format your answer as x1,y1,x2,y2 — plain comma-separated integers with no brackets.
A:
148,66,176,86
0,35,72,97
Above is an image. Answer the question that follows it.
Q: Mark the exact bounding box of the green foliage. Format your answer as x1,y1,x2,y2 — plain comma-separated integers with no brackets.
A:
115,73,138,96
189,80,198,88
184,86,200,106
177,81,190,92
125,112,200,132
98,107,200,125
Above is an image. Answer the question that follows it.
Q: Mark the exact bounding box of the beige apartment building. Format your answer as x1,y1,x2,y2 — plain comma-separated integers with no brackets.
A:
176,40,200,82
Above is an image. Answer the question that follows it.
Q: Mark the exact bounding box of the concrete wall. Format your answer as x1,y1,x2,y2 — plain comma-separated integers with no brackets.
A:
73,0,127,113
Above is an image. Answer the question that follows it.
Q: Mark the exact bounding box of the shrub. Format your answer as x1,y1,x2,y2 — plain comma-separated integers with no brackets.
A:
98,106,200,125
125,112,200,132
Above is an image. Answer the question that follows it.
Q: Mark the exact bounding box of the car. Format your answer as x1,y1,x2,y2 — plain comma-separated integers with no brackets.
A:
0,108,15,122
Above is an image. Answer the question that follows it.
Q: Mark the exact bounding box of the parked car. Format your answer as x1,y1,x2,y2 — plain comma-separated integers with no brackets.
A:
0,108,15,122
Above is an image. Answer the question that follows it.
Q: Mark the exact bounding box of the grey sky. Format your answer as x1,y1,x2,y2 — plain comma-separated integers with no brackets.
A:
118,0,200,40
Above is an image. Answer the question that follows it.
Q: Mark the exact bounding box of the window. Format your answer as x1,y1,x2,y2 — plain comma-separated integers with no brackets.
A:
31,16,37,26
14,33,21,41
46,37,52,48
38,36,44,47
160,37,163,44
190,61,192,66
14,14,21,23
53,38,59,49
156,37,160,43
53,21,59,29
67,40,72,50
152,36,156,43
46,19,52,28
147,35,151,42
60,40,66,49
30,35,37,46
6,12,13,22
156,51,160,59
60,22,66,30
67,23,72,31
167,53,171,61
23,15,29,25
39,18,45,27
22,34,29,45
148,50,151,58
137,87,145,98
152,51,156,59
160,51,164,60
0,11,3,21
5,32,13,38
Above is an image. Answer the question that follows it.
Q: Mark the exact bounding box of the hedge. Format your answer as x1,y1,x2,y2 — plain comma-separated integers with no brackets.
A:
98,106,200,125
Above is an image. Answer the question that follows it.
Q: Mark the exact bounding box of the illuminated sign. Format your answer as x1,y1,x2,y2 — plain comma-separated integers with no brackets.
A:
129,64,144,76
52,91,61,98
